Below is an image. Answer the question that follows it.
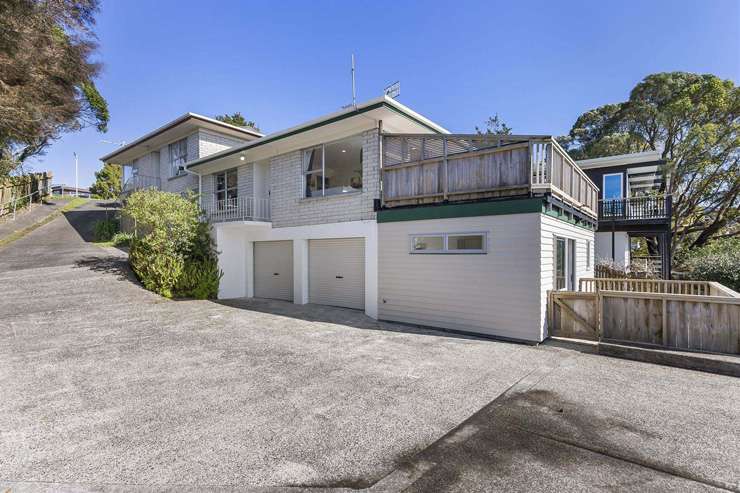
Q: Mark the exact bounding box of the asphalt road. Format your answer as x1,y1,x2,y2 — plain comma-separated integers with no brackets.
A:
0,202,738,492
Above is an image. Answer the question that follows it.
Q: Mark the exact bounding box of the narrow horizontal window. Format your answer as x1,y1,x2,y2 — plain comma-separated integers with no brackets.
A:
412,235,444,252
410,232,487,254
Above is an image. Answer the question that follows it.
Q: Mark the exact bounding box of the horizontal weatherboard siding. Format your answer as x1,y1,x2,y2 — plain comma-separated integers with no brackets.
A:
378,213,543,341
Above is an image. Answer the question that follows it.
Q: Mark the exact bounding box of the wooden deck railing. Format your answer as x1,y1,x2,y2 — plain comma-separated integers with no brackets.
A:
598,195,671,222
381,134,599,218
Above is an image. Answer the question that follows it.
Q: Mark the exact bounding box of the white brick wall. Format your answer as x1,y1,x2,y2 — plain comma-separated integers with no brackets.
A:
269,129,379,228
199,129,379,226
198,130,248,158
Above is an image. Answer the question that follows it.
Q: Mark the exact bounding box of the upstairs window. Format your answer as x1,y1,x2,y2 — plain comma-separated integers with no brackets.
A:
303,135,363,197
215,169,238,209
169,138,188,177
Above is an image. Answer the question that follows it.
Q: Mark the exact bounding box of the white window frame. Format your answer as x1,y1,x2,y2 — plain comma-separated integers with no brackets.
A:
302,133,363,198
409,231,488,254
169,138,189,177
554,235,578,290
586,239,591,268
215,168,238,210
602,172,624,200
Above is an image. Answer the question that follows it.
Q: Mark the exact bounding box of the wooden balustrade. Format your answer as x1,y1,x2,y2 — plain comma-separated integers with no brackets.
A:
578,277,717,296
381,134,599,218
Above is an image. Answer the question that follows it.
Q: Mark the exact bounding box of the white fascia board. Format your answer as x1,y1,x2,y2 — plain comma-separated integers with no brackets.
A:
576,151,663,170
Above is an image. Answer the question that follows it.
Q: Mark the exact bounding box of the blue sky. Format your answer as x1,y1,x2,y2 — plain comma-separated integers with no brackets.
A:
33,0,739,187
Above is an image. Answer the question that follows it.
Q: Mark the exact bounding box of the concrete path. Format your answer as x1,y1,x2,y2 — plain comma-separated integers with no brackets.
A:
0,200,120,271
0,198,71,240
0,203,738,492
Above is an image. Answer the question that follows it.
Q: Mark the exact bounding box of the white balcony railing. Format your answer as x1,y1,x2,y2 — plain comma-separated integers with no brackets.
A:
122,175,161,195
203,196,271,223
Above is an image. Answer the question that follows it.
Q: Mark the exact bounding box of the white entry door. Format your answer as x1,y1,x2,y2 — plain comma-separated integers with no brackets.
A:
309,238,365,310
254,241,293,301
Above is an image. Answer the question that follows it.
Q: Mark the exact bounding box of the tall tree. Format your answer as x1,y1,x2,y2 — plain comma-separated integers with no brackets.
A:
560,72,740,258
215,112,260,132
0,0,109,177
90,162,122,199
475,114,512,135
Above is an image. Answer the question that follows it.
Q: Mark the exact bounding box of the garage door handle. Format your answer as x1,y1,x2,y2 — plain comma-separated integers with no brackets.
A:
335,275,343,279
273,273,279,276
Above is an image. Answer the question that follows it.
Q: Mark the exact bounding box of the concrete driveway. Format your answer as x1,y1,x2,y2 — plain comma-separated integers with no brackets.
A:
1,203,739,492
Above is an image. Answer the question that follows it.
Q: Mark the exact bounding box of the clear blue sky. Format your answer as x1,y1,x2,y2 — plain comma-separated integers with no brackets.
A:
32,0,739,187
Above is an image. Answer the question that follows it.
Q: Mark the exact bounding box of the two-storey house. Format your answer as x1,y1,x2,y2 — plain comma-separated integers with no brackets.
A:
576,151,672,279
100,113,263,196
103,97,599,343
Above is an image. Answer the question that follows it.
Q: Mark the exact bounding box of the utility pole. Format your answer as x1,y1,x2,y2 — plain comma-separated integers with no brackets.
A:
74,152,79,197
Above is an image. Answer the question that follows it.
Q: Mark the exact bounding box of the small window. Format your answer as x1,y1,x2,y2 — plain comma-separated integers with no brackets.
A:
169,138,188,177
410,232,486,254
412,235,444,252
586,240,591,268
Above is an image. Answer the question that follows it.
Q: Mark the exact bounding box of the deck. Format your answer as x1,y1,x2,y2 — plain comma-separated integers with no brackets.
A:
381,134,599,218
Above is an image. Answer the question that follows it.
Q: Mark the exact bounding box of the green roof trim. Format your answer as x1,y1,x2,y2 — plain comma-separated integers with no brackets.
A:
377,198,545,223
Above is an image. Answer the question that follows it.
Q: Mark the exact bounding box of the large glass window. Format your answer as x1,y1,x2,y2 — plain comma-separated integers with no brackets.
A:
215,169,238,209
303,135,363,197
169,138,188,177
410,232,487,254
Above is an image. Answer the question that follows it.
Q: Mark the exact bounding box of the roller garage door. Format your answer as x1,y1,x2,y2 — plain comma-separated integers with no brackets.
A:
254,241,293,301
309,238,365,310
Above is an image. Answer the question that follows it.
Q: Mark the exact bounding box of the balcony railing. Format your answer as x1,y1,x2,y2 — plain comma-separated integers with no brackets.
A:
598,195,671,222
122,175,161,195
381,134,599,218
203,196,271,223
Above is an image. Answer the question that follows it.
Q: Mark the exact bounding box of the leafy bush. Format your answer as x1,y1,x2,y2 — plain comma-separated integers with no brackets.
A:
93,218,119,241
111,231,133,247
122,190,221,299
176,258,223,299
129,234,184,298
682,238,740,291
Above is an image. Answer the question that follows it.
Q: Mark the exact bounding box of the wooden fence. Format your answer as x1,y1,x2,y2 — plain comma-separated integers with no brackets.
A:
550,278,740,355
0,172,53,218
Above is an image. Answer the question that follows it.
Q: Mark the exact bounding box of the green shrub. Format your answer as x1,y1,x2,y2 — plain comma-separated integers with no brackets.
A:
111,231,133,247
93,218,119,242
123,190,222,299
175,258,223,299
129,234,184,298
682,238,740,291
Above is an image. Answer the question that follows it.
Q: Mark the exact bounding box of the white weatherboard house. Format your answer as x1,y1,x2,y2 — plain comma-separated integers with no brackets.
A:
102,97,598,343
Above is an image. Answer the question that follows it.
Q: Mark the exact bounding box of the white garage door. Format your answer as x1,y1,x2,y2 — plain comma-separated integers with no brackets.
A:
254,241,293,301
309,238,365,310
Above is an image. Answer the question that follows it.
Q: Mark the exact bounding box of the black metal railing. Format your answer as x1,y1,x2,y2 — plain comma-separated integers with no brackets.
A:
598,195,671,221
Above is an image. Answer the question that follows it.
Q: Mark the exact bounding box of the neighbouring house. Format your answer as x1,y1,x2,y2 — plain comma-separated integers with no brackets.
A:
99,112,263,196
51,184,92,198
101,97,598,343
576,151,672,279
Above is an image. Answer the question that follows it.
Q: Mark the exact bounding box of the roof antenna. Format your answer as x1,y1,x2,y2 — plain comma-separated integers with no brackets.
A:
342,54,358,110
351,54,357,108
